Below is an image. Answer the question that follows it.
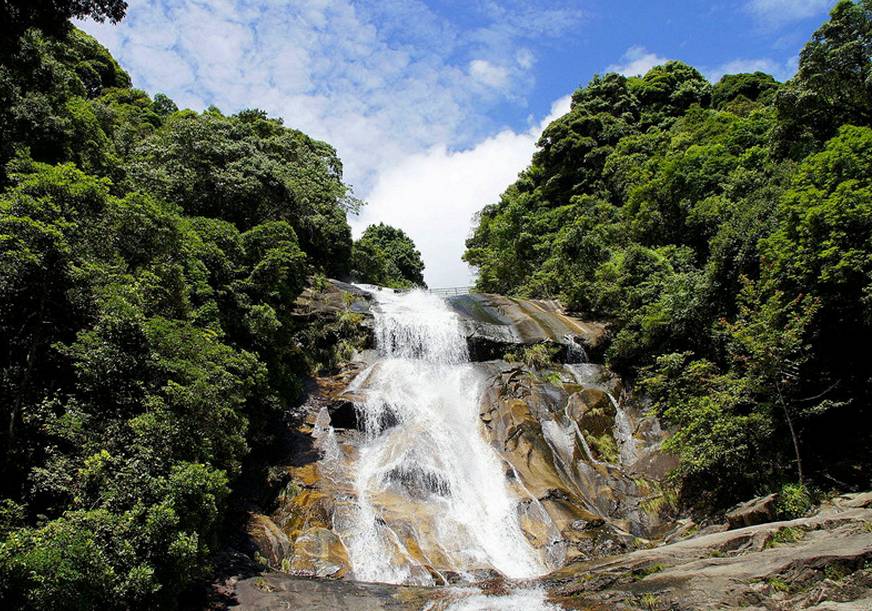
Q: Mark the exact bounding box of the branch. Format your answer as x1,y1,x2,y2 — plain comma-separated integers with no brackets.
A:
796,379,841,403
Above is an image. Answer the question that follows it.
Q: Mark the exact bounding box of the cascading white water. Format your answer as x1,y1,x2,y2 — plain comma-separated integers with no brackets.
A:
342,287,546,584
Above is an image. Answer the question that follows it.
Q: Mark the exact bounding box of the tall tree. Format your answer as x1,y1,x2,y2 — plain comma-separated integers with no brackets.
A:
352,223,426,288
1,0,128,47
774,0,872,156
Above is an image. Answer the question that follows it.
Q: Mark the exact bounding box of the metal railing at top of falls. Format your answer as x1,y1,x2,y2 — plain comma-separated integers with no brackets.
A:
395,286,475,296
429,286,474,296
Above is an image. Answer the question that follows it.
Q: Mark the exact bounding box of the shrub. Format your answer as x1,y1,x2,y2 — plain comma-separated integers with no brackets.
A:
775,483,812,520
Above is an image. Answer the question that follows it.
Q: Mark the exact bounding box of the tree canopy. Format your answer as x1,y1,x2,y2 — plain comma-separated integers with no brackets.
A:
774,0,872,156
0,14,382,608
352,223,426,288
1,0,128,46
465,0,872,509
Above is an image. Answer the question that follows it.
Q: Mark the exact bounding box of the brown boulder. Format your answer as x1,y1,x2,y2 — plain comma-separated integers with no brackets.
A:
293,279,372,319
567,388,616,437
445,292,607,361
725,493,778,529
246,513,291,568
289,527,351,578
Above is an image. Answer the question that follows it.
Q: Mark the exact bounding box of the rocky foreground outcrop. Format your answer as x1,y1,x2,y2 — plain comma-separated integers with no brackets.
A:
228,492,872,609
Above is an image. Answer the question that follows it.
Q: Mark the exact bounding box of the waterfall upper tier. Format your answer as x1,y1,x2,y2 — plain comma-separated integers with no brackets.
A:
292,280,608,363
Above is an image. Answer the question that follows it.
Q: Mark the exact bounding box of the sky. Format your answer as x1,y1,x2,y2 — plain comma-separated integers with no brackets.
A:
78,0,837,287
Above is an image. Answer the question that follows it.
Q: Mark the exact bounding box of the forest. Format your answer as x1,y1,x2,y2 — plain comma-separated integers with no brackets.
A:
0,1,422,608
466,0,872,510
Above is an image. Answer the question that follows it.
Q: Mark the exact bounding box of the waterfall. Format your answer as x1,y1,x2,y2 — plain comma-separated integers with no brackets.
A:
564,363,637,466
342,287,546,585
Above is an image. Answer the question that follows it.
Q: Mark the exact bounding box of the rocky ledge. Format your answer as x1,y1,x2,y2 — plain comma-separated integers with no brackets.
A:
226,492,872,610
545,491,872,610
444,292,607,361
292,280,608,363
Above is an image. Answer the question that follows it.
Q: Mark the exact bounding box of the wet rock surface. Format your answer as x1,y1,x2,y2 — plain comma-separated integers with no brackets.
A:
476,362,675,548
244,513,291,568
227,493,872,609
225,283,872,609
445,292,607,361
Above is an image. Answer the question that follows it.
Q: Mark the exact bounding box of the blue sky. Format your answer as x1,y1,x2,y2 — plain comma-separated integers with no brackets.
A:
79,0,836,286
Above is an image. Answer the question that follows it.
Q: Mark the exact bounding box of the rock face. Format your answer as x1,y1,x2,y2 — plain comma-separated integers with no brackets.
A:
243,281,676,585
726,493,779,529
230,493,872,610
293,279,373,320
445,292,607,361
295,281,608,363
476,361,676,561
288,527,350,578
245,513,291,567
545,492,872,610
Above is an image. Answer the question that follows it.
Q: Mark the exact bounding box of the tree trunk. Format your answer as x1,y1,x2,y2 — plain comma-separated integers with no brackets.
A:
776,380,804,485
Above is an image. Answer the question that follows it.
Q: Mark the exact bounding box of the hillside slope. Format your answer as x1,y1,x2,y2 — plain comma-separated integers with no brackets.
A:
465,0,872,511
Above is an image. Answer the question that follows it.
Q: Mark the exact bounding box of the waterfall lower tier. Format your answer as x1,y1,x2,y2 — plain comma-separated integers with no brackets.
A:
337,288,548,585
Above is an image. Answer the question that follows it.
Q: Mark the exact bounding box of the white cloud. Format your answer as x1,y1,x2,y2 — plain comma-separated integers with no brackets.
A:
516,48,535,70
469,59,510,89
352,96,572,288
707,56,798,82
77,0,581,194
745,0,833,27
606,46,669,77
607,48,799,87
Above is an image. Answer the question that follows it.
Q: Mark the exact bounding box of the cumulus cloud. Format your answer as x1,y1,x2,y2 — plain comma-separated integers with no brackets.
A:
469,59,511,89
352,96,572,287
606,46,670,77
77,0,581,195
745,0,833,27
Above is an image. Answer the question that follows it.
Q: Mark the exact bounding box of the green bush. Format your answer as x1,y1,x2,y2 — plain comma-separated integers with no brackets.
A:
775,483,812,520
504,344,558,369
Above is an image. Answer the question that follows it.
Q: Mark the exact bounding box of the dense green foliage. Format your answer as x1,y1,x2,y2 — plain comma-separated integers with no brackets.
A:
1,0,128,45
466,1,872,508
352,222,426,288
0,7,377,607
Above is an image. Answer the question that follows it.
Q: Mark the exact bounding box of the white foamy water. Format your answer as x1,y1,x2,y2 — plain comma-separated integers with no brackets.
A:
342,287,547,584
442,587,561,611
